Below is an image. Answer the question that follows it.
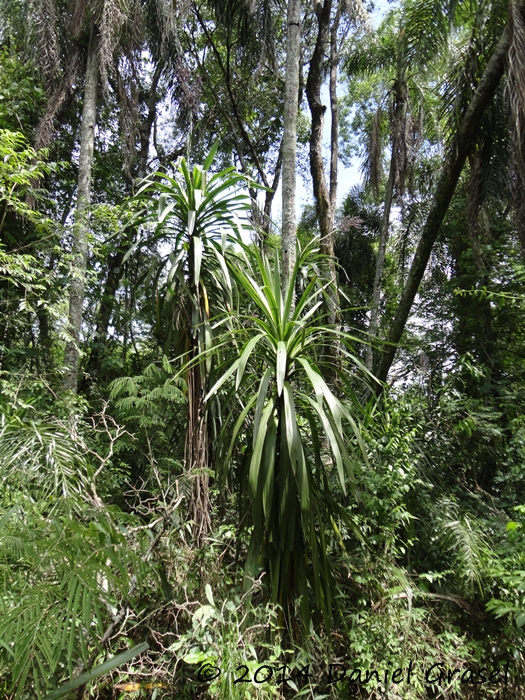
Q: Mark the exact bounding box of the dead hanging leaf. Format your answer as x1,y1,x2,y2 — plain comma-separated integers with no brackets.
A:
339,215,363,231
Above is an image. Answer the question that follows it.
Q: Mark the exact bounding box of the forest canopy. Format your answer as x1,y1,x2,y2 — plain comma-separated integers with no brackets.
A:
1,0,525,697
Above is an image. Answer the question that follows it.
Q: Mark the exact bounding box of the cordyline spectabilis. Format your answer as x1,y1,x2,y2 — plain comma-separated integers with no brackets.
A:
128,144,256,539
204,240,371,634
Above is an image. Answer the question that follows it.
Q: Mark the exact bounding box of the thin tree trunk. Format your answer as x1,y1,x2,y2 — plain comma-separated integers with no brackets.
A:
366,159,395,371
366,79,406,371
306,0,340,332
262,139,283,248
374,24,512,388
281,0,301,288
63,32,99,392
306,0,332,253
85,248,125,381
329,2,341,212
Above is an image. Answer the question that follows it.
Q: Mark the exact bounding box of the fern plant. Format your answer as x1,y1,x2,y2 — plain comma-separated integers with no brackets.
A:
0,410,155,699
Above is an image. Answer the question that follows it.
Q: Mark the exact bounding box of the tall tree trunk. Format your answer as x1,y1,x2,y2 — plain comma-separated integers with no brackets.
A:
329,2,341,212
63,32,99,392
306,0,340,326
366,78,407,371
366,159,395,371
374,24,512,388
281,0,301,288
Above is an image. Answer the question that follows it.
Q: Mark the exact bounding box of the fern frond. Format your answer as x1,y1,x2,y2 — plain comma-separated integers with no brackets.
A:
433,499,491,594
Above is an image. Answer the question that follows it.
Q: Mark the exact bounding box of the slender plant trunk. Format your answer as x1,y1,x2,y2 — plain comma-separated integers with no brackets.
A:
185,350,211,541
306,0,340,325
366,160,395,371
306,0,332,252
262,139,284,249
63,32,99,392
281,0,301,288
366,79,407,370
374,24,512,388
85,248,125,381
184,230,212,542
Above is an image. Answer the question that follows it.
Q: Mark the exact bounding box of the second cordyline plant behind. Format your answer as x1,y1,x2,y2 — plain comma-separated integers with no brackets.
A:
129,144,254,540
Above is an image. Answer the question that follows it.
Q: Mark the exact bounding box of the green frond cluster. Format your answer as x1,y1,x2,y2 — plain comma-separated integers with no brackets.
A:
432,498,492,594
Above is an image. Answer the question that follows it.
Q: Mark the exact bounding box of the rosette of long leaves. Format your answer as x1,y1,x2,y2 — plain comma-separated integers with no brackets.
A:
206,241,369,632
129,142,252,358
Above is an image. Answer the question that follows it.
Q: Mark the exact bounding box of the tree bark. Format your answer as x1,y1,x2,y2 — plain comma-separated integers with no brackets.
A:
306,0,340,327
281,0,301,288
63,32,99,392
329,2,341,211
374,24,512,388
306,0,332,253
366,78,407,371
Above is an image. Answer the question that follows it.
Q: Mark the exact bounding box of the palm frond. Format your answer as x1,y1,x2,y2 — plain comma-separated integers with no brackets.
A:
0,502,152,699
362,104,384,193
0,415,91,499
403,0,457,69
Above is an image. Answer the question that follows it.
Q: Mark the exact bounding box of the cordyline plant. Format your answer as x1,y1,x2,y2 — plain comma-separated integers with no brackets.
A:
204,240,370,635
129,144,254,539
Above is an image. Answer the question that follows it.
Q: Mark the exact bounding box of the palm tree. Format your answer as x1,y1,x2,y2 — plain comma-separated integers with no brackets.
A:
29,0,135,390
30,0,187,391
62,27,99,392
345,0,456,371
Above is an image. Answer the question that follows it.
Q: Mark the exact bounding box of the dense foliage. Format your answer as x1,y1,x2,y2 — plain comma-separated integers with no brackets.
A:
1,0,525,697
